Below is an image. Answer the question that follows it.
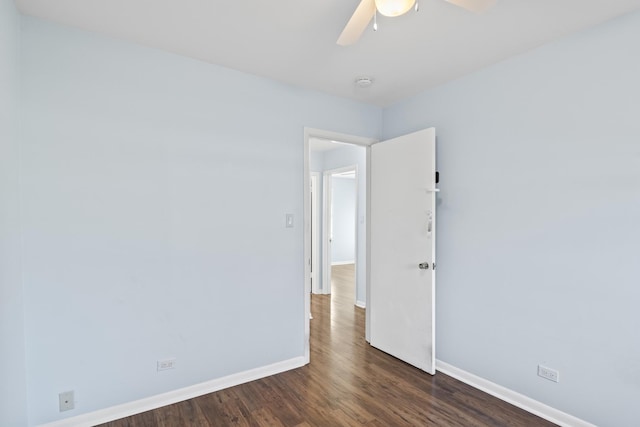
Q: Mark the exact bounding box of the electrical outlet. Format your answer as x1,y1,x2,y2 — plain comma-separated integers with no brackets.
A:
538,365,559,383
59,390,74,412
157,358,176,371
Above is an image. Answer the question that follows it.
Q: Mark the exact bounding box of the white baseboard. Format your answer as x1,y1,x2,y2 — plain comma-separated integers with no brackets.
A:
331,261,355,266
435,360,595,427
355,300,366,309
40,357,306,427
40,356,592,427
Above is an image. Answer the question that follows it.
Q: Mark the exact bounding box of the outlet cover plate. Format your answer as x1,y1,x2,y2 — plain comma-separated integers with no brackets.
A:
157,358,176,371
538,365,560,383
59,390,74,412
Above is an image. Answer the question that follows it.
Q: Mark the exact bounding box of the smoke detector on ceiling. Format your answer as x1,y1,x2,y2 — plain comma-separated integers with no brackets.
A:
355,76,374,88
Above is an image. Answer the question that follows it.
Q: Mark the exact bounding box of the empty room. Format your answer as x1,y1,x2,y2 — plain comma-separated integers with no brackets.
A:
1,1,639,426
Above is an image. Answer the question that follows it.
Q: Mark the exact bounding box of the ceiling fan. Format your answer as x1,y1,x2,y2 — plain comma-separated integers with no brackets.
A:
337,0,497,46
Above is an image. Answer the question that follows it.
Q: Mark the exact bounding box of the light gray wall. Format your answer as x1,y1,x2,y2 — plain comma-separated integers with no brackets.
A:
330,177,356,264
383,10,640,427
0,0,28,426
20,17,381,425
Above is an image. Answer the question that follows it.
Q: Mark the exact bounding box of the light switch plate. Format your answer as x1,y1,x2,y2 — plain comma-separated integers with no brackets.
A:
285,213,294,228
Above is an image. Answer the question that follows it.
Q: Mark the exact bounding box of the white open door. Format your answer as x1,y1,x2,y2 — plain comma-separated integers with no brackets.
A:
370,128,436,374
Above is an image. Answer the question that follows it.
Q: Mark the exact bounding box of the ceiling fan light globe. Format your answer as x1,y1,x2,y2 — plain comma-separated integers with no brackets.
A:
374,0,416,17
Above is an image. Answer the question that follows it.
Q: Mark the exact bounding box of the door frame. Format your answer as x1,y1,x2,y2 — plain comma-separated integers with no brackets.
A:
322,165,358,297
303,128,376,363
310,172,320,294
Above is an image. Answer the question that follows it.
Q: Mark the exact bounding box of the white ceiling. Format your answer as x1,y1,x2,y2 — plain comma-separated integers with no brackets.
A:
16,0,640,106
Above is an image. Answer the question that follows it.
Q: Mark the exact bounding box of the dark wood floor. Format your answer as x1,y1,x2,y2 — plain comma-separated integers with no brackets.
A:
100,264,555,426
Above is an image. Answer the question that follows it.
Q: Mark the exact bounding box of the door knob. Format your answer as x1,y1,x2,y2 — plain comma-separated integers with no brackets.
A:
418,262,429,270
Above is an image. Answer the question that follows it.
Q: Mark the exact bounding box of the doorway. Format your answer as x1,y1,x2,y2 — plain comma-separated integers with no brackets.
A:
303,128,375,362
322,165,357,301
304,127,437,372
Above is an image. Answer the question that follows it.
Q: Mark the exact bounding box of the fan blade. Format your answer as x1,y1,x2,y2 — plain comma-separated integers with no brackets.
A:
337,0,377,46
445,0,497,13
